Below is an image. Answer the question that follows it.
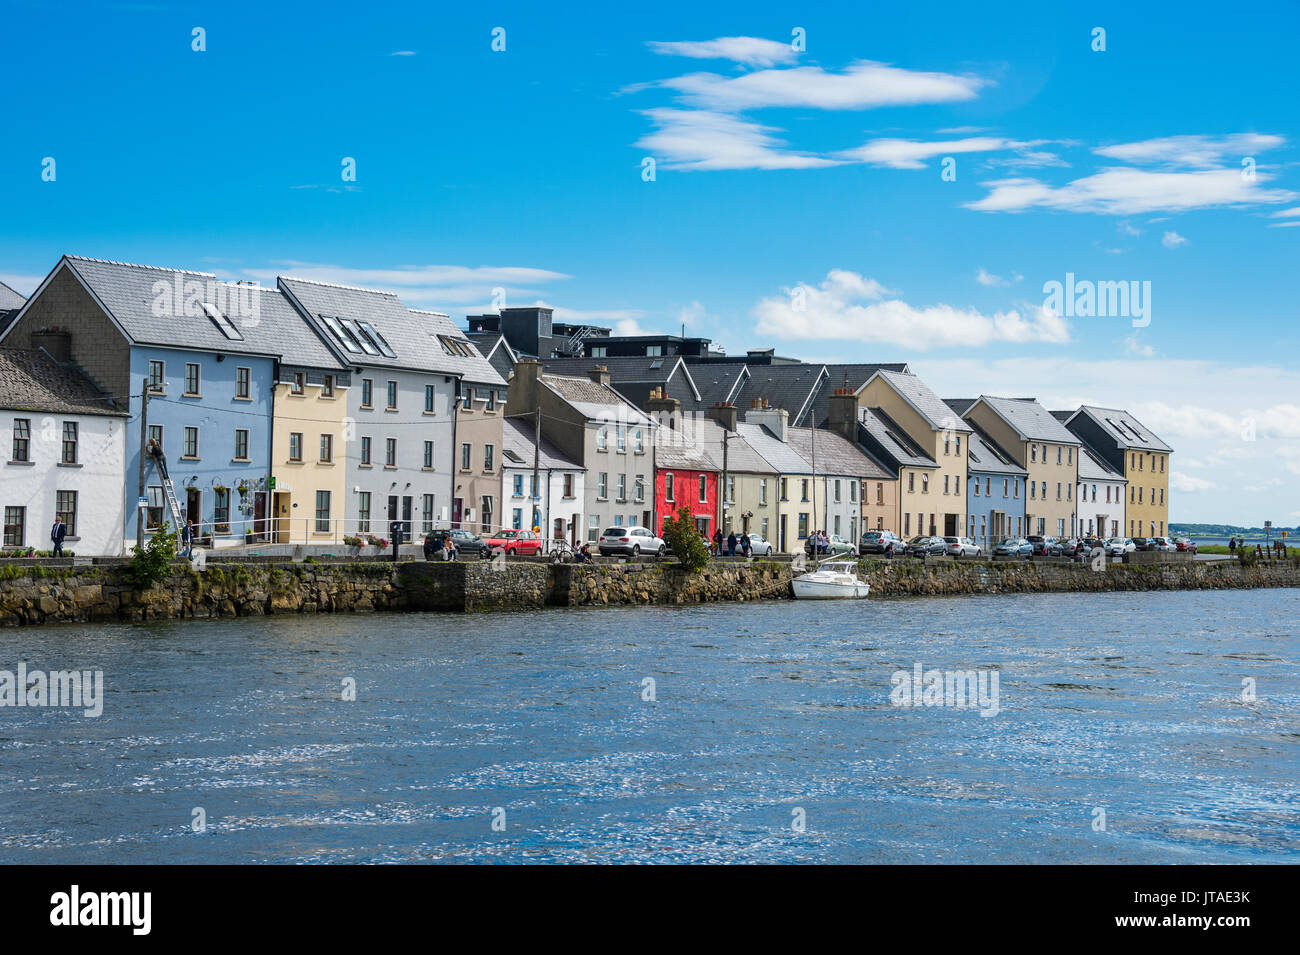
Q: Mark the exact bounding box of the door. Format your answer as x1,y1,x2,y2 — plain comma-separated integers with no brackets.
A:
274,492,291,543
451,497,463,528
253,492,267,540
186,489,201,536
401,496,413,538
779,515,787,553
944,513,957,536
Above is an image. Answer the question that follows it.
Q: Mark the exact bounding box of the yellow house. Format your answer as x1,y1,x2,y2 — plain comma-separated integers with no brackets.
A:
1061,406,1171,538
271,367,349,543
964,396,1080,540
857,371,968,538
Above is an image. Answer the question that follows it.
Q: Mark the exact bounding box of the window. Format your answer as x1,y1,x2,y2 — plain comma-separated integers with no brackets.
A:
944,435,951,455
315,490,331,532
1057,518,1066,537
834,479,842,502
563,474,574,498
850,480,857,503
761,518,769,539
235,429,249,460
484,444,494,471
760,479,768,505
1056,446,1062,464
184,363,200,395
61,422,77,464
485,391,495,411
148,424,163,450
634,429,644,453
511,507,523,529
460,443,471,469
361,379,373,408
3,506,25,546
921,474,929,494
597,472,608,499
386,381,398,410
1068,447,1073,465
954,476,960,495
944,475,950,494
291,372,305,395
436,335,474,357
202,302,243,340
1013,480,1019,499
424,385,435,413
513,474,524,497
183,427,199,458
480,496,493,530
616,427,626,452
236,366,250,399
1066,483,1072,501
726,475,735,503
386,438,397,467
955,436,961,455
1031,482,1037,500
665,473,674,502
907,473,915,493
322,375,335,398
876,482,883,505
1056,482,1062,501
423,441,434,469
588,516,600,541
1030,444,1037,463
319,433,333,463
46,491,74,541
359,436,370,465
148,361,165,391
145,487,163,529
974,478,981,496
213,487,230,532
634,475,645,502
597,427,608,451
422,494,434,533
358,492,371,533
699,474,707,503
801,480,809,502
798,512,809,538
616,474,626,500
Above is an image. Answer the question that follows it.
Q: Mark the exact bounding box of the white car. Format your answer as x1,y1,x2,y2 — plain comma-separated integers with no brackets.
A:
943,536,982,558
1105,537,1136,558
742,534,775,556
598,525,666,557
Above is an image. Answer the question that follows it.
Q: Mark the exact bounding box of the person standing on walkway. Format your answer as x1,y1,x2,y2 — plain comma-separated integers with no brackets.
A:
726,531,737,556
50,516,67,557
181,519,195,558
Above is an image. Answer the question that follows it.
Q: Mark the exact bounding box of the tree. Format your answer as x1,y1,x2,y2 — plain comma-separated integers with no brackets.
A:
127,522,178,589
661,506,710,574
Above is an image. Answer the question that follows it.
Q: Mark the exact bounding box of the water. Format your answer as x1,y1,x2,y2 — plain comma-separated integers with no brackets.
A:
1,590,1298,864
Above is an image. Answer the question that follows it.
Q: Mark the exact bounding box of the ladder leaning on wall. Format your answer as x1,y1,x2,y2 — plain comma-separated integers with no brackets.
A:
146,439,185,531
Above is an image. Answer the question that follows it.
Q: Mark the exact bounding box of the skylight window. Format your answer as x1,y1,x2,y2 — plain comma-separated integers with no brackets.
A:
340,318,379,355
503,449,524,464
202,303,244,341
319,314,361,353
437,335,474,357
649,359,663,370
358,321,397,358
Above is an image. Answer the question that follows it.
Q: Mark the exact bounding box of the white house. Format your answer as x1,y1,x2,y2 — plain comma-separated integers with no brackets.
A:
0,344,128,555
1076,443,1126,539
501,416,585,547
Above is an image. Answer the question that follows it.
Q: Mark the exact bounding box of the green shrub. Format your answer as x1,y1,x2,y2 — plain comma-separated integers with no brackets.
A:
127,523,178,589
660,506,710,574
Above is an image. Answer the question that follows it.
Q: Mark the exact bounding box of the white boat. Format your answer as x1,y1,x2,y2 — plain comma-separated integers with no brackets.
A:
791,560,870,599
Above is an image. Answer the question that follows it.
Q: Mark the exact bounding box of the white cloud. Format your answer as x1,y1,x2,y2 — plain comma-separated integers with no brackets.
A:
654,60,988,112
675,300,711,328
1169,471,1216,492
966,167,1297,215
389,50,416,56
975,267,1021,287
753,269,1069,349
839,136,1011,169
1161,230,1188,248
1271,207,1300,218
1124,335,1154,357
1118,220,1141,237
636,108,839,170
1093,133,1285,168
0,273,43,296
646,37,797,68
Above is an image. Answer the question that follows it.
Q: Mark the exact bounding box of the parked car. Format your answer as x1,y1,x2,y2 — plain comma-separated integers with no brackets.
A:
904,536,947,558
598,525,667,557
992,537,1033,558
1148,536,1177,552
1105,537,1136,558
742,534,775,556
424,528,491,559
859,530,904,556
1131,537,1153,551
1174,537,1198,554
1028,535,1064,557
1057,537,1084,558
943,536,982,558
482,528,544,556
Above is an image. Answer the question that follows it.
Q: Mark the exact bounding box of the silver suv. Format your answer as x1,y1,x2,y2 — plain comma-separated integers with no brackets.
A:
598,525,667,557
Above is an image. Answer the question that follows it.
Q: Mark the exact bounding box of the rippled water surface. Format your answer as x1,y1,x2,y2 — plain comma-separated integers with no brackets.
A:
2,590,1298,863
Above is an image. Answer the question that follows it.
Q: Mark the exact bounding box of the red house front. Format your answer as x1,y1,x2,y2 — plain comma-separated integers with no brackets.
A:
655,468,718,539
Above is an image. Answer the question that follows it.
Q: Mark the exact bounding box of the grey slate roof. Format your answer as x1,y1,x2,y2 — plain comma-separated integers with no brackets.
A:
654,419,721,472
860,406,937,469
973,395,1080,445
277,275,502,383
540,355,701,402
806,362,911,426
870,369,971,433
730,364,828,424
1068,405,1171,452
540,373,654,425
501,416,581,470
965,422,1027,476
1078,442,1126,481
59,257,345,369
0,281,26,311
785,426,893,480
690,362,749,408
0,346,127,417
943,398,978,417
466,332,517,379
736,421,812,474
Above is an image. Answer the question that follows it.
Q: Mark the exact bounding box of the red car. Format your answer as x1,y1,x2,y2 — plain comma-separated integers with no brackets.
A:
482,529,543,556
1174,537,1198,554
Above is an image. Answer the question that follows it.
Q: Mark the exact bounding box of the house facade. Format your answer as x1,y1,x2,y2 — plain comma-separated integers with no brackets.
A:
964,396,1080,540
1075,443,1126,539
0,346,128,556
962,422,1027,546
501,416,584,544
1063,406,1168,538
786,420,891,544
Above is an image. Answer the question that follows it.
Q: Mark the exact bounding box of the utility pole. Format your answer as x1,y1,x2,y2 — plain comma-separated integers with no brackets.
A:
718,429,730,537
136,377,149,551
532,406,541,533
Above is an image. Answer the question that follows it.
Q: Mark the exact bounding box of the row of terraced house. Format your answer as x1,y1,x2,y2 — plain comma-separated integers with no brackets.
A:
0,257,1171,556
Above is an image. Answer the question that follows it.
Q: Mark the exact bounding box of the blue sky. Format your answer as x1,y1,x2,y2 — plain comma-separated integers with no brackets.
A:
2,0,1297,524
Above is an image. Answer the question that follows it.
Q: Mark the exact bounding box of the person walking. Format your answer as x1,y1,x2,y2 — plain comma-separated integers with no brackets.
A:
741,533,752,558
181,519,195,558
50,516,67,557
712,529,723,557
726,531,737,557
1228,536,1236,554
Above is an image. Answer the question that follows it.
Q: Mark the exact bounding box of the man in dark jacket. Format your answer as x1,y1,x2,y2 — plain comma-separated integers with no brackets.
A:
50,517,67,557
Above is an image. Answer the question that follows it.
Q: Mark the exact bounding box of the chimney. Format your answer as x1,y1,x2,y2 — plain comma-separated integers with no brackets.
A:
588,365,611,387
827,386,860,440
32,326,72,363
745,405,788,442
706,401,738,432
509,358,543,412
645,387,681,430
